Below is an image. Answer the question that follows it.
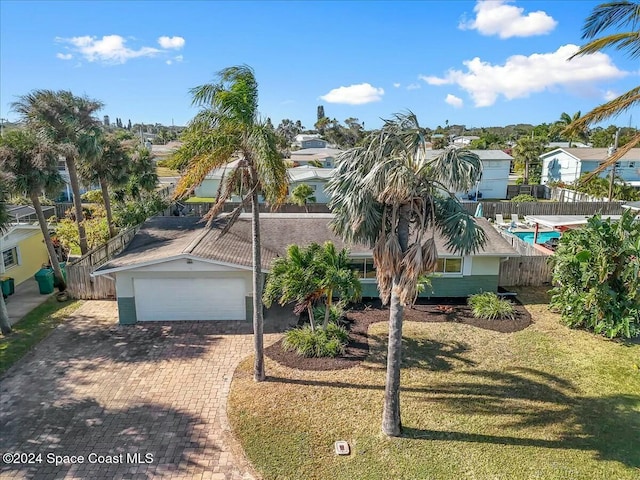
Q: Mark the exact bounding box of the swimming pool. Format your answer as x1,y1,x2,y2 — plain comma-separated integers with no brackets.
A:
513,231,561,244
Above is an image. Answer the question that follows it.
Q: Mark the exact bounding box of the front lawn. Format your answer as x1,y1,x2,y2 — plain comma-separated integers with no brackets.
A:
0,297,82,375
228,288,640,480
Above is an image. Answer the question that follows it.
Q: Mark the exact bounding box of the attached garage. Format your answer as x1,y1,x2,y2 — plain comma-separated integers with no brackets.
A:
133,278,246,321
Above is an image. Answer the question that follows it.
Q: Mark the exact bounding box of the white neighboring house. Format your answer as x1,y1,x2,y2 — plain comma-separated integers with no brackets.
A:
426,149,513,199
288,166,334,203
290,147,342,168
541,148,640,187
452,136,480,146
193,159,242,200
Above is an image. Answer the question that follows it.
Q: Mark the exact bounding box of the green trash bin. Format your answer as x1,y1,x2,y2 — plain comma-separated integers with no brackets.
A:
34,268,55,294
0,277,14,296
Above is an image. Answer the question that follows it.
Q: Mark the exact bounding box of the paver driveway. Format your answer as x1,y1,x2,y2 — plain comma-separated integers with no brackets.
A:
0,301,281,480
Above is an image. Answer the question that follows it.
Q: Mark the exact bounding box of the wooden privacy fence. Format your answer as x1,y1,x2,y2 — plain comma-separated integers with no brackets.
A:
66,226,140,299
497,231,553,287
461,200,624,219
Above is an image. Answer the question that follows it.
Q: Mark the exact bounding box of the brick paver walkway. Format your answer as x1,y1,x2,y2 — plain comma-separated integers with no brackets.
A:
0,301,281,479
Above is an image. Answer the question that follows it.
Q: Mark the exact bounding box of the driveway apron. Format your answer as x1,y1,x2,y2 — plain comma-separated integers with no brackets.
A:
0,301,280,479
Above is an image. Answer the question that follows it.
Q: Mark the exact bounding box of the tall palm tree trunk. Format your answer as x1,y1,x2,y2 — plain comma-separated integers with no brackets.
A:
0,292,11,335
382,283,404,436
382,205,410,437
250,174,266,382
30,191,67,291
66,156,88,254
100,176,116,238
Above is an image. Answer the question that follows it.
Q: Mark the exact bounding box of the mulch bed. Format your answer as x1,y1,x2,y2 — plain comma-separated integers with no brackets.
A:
265,297,532,372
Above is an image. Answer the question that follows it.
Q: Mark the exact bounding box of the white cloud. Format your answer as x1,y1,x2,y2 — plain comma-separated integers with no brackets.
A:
603,89,618,101
393,82,401,88
406,83,421,91
166,60,173,65
55,35,161,64
422,44,627,107
174,55,183,62
460,0,557,39
158,36,185,49
320,83,384,105
56,53,73,60
445,94,464,108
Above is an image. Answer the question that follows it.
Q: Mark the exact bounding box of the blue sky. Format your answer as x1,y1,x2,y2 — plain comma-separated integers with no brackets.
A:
1,0,638,130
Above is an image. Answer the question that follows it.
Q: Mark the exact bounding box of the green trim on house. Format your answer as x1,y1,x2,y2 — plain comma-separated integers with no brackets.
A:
117,297,137,325
360,275,499,299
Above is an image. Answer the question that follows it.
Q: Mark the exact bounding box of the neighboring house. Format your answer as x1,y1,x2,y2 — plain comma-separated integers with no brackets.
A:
55,158,97,202
426,149,513,199
193,159,242,200
452,135,480,146
547,141,590,149
287,166,334,203
290,147,342,168
93,214,518,325
0,205,55,286
151,141,182,162
541,148,640,186
292,134,325,148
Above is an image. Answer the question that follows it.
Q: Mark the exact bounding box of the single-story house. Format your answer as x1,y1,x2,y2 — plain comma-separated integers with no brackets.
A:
290,147,342,168
93,214,519,325
288,166,335,203
541,147,640,186
1,219,50,286
452,136,480,146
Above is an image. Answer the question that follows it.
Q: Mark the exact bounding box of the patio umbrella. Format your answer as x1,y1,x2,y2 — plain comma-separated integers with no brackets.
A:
474,202,484,218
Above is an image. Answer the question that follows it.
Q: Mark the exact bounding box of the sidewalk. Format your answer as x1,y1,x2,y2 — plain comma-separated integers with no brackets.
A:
4,278,54,326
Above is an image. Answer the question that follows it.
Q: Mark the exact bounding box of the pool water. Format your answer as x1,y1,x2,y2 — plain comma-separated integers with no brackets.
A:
513,231,561,244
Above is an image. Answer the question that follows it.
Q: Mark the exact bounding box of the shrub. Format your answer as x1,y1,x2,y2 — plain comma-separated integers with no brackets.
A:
510,194,537,203
81,189,104,204
312,303,345,325
468,292,515,320
549,211,640,338
282,323,349,358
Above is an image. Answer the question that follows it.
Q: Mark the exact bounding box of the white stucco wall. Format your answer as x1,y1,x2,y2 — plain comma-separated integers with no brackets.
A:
470,256,501,276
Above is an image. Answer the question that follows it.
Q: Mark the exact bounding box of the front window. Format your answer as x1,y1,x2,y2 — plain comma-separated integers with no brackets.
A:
435,257,463,274
2,247,18,269
349,258,376,279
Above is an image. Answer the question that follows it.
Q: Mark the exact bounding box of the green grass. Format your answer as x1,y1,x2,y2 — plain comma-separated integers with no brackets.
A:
0,298,83,375
229,287,640,480
156,166,179,177
184,196,216,203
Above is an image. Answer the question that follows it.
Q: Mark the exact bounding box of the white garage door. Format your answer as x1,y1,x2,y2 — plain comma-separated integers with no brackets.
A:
134,278,246,321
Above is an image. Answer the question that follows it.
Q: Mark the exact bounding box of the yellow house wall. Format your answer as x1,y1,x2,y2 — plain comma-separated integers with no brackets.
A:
4,232,49,286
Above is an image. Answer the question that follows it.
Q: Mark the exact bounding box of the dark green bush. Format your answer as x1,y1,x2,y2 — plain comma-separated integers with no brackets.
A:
282,323,349,358
468,292,515,320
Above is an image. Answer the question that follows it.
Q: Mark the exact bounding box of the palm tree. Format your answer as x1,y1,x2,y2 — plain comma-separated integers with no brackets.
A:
567,1,640,182
317,241,361,329
0,129,67,292
12,90,104,255
289,183,316,212
512,136,547,185
0,174,12,334
263,243,324,332
79,133,130,237
172,65,288,381
557,111,587,147
263,242,361,332
326,112,485,437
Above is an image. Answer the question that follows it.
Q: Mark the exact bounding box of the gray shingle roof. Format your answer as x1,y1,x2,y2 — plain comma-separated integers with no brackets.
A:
96,213,518,273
